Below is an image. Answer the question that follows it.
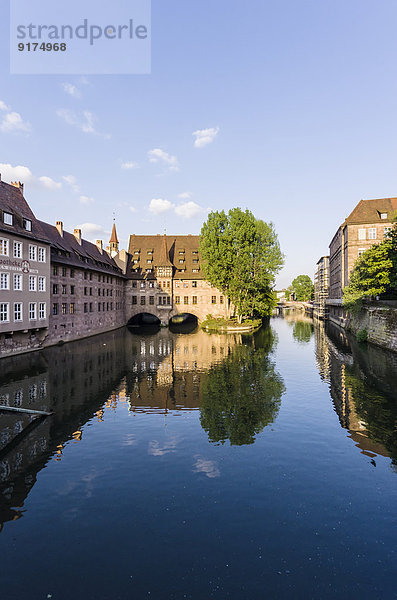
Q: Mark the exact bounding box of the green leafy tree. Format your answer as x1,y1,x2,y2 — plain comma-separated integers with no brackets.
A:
291,275,314,301
342,240,393,309
292,320,314,343
199,326,285,445
200,208,284,322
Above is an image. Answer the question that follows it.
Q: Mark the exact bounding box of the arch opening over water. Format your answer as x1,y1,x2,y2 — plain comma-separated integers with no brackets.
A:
127,313,161,330
169,313,199,334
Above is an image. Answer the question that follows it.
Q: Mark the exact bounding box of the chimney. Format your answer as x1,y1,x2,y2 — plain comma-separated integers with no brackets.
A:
73,228,82,245
11,181,24,193
96,239,103,254
56,221,63,237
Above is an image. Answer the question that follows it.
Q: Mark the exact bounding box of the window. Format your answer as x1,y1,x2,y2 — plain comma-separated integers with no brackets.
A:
14,274,22,291
132,281,137,288
89,303,93,312
179,259,184,264
23,219,32,231
140,282,145,288
70,269,75,278
38,247,46,262
29,245,37,261
62,267,67,277
211,296,216,304
53,266,58,276
193,259,199,264
84,303,88,313
3,212,13,225
0,238,9,256
0,273,9,290
184,296,189,305
84,287,88,295
192,269,199,273
14,302,22,322
29,276,37,291
13,241,22,258
192,296,197,305
39,303,46,319
53,303,58,315
167,297,171,305
175,296,180,304
62,303,67,315
70,303,75,314
368,228,377,240
132,296,137,305
149,296,154,305
71,285,75,295
0,303,9,322
149,282,155,288
380,212,388,219
53,284,58,295
147,259,152,264
38,276,46,292
220,296,224,304
192,281,197,288
358,229,366,241
140,296,146,305
29,302,37,320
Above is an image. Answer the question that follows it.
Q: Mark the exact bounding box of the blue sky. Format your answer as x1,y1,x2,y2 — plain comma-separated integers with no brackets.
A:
1,0,397,287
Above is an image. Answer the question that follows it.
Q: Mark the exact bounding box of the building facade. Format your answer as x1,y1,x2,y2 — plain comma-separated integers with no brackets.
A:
326,197,397,326
0,179,51,355
313,256,329,319
122,234,231,325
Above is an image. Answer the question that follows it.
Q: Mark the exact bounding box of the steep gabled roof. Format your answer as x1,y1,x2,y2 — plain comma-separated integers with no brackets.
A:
109,223,119,244
0,180,49,243
345,198,397,225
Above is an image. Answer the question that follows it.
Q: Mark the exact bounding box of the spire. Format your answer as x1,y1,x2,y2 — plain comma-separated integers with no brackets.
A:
158,234,172,267
109,216,119,256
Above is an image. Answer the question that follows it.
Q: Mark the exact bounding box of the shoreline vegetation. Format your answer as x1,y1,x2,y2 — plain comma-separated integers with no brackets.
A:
201,316,263,333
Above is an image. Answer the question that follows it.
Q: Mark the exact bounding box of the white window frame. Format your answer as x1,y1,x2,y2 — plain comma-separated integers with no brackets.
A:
3,212,13,225
38,247,46,262
29,302,37,320
29,245,37,261
0,238,9,256
23,219,32,231
358,228,366,241
14,273,23,291
14,302,22,322
380,213,388,220
29,275,37,292
39,302,46,320
0,273,10,290
368,228,377,240
38,276,46,292
0,303,10,323
13,241,22,258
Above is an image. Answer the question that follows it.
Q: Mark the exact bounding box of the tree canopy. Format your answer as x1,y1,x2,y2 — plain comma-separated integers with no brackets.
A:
291,275,314,301
199,208,284,321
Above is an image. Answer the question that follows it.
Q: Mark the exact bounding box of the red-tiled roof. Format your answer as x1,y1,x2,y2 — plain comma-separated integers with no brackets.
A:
109,223,118,244
345,198,397,224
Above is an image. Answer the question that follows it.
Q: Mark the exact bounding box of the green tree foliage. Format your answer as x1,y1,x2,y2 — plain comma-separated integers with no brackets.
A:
342,240,393,308
199,326,285,445
291,275,314,301
199,208,284,321
292,320,314,344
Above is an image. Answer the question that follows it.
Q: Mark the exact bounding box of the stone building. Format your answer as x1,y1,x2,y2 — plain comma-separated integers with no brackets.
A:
122,234,232,325
38,220,126,345
0,179,51,356
326,197,397,327
313,255,329,320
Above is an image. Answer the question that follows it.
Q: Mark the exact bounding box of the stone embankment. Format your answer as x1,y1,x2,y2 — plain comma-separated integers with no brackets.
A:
347,305,397,353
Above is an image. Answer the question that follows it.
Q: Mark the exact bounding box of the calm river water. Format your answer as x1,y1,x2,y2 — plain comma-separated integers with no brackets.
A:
0,316,396,599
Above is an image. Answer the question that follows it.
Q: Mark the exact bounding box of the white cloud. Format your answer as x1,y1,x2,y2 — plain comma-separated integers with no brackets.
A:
193,126,220,148
37,176,62,190
0,111,31,133
129,206,136,213
148,148,179,172
149,198,174,215
174,201,203,219
57,108,109,138
178,191,192,200
62,174,80,193
0,100,10,111
148,438,178,457
61,83,81,98
121,161,140,170
193,457,220,478
0,163,61,191
77,222,107,241
80,195,95,205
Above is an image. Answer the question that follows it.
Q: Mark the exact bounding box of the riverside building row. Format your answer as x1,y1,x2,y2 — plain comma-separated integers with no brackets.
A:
314,197,397,326
0,177,229,357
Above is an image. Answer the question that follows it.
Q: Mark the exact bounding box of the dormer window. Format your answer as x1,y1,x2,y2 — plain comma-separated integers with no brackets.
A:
3,212,13,225
179,259,184,264
380,212,388,219
23,218,32,231
134,250,140,255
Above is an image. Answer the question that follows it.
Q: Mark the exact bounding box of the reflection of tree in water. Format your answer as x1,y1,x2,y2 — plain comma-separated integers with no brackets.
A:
292,320,313,344
199,326,285,446
345,370,397,466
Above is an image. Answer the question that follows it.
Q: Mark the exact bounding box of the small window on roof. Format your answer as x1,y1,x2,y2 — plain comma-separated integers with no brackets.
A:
23,218,32,231
380,212,388,219
3,212,13,225
134,250,140,255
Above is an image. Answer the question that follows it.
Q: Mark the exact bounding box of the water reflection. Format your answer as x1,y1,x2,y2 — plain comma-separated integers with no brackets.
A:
200,327,285,445
315,322,397,466
0,324,285,530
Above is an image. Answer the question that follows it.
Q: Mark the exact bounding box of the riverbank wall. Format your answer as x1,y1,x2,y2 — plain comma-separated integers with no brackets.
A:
346,305,397,354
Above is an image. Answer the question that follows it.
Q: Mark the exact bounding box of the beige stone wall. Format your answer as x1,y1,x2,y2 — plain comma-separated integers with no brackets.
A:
347,306,397,353
346,222,391,281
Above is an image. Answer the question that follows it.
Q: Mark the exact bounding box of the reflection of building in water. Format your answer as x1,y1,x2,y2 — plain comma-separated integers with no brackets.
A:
314,321,395,459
